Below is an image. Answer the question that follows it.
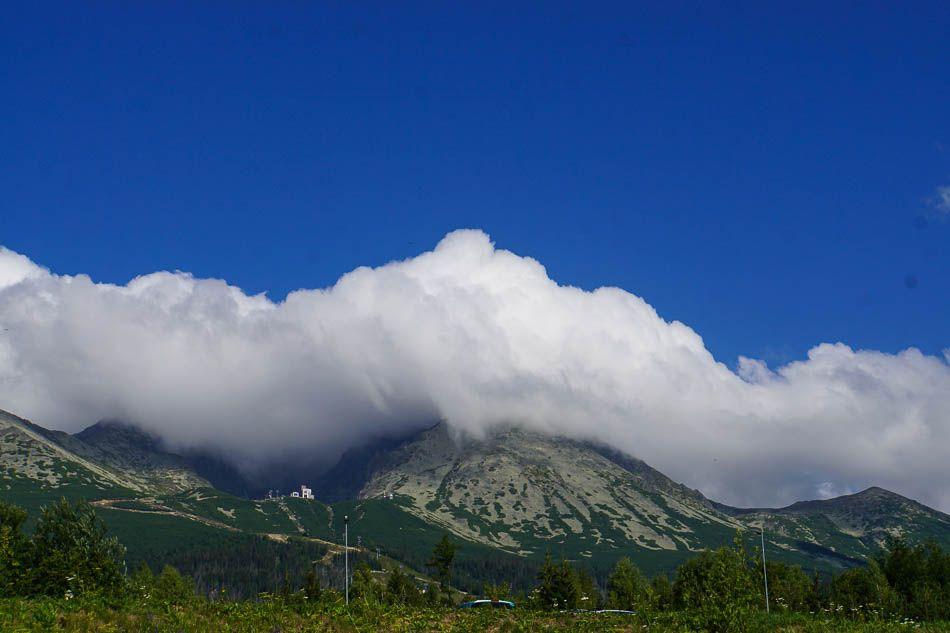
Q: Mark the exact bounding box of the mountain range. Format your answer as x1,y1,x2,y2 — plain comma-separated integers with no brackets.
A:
2,406,948,590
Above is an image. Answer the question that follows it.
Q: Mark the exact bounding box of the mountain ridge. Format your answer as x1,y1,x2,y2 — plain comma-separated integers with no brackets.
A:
0,409,231,497
3,407,948,577
353,421,949,570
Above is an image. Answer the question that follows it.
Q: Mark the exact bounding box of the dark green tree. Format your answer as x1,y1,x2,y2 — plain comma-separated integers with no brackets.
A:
385,564,422,605
426,534,458,589
605,557,649,611
303,567,322,602
829,560,898,616
154,565,195,604
0,500,28,597
758,560,814,612
534,553,580,610
351,562,383,603
875,538,949,620
650,574,673,611
574,566,601,609
28,498,126,598
424,580,444,606
278,570,294,597
128,561,154,599
672,534,758,633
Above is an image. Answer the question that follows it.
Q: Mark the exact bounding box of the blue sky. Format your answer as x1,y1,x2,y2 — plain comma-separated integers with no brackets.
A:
2,2,947,368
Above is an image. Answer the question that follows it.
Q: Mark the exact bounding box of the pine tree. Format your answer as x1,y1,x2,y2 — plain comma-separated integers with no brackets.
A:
351,562,383,603
606,557,649,611
426,534,458,589
535,553,580,610
386,564,422,605
304,567,322,602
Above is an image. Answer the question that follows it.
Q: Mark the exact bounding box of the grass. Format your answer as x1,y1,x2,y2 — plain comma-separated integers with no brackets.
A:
0,597,947,632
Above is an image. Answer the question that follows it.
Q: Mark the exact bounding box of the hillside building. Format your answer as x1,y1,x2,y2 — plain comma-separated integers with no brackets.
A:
289,485,314,499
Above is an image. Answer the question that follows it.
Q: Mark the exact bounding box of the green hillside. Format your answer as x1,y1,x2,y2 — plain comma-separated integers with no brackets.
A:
3,407,949,594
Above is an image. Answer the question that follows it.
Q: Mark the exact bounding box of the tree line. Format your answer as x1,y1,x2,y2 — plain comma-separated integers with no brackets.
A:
1,497,947,630
519,534,949,629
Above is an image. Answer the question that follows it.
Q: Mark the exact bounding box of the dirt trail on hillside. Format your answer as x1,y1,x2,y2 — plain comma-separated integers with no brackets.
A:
276,498,305,534
90,498,240,532
93,497,361,566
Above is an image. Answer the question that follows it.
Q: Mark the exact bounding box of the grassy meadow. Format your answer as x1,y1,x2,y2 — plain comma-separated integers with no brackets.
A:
2,596,949,633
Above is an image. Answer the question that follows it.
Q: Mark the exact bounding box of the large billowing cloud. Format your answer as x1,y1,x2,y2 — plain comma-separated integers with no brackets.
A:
1,231,948,510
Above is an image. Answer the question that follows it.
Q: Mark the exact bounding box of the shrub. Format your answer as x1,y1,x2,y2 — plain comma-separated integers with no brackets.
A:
128,562,195,604
574,566,601,609
28,498,126,598
351,562,383,603
605,557,649,612
875,538,949,621
154,565,196,604
0,500,28,597
760,560,814,612
829,560,898,618
482,580,511,601
385,565,422,605
650,574,673,611
673,534,759,633
303,567,322,602
128,561,155,598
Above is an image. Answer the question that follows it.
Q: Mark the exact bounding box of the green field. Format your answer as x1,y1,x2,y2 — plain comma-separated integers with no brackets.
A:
1,597,947,633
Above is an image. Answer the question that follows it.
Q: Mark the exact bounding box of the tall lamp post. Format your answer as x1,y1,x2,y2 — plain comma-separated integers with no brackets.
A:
759,528,770,614
344,514,349,606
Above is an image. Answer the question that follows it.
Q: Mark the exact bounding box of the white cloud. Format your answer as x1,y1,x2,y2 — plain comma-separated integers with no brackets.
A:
1,230,948,511
0,247,45,289
937,185,950,215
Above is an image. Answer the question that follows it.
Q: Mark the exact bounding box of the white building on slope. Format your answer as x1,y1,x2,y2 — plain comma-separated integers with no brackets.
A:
290,485,314,499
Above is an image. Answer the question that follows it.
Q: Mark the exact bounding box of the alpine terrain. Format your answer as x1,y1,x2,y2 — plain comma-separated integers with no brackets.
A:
2,406,948,589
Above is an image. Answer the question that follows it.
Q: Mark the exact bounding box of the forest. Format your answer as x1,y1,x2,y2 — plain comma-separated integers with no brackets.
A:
1,498,948,632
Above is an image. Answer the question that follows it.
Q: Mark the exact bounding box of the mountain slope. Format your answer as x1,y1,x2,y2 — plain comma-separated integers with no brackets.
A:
0,409,342,541
73,419,252,496
1,409,142,497
359,424,742,557
0,408,364,596
4,407,949,581
717,486,950,559
355,423,950,573
0,409,209,500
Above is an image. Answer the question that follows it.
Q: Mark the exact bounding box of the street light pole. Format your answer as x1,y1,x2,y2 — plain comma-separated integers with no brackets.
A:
344,514,349,606
760,528,770,614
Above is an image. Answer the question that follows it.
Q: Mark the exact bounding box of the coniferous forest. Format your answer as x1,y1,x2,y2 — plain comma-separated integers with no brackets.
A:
2,497,949,632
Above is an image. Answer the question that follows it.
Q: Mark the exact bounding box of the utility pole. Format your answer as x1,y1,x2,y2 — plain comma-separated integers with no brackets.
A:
344,514,349,606
760,528,770,614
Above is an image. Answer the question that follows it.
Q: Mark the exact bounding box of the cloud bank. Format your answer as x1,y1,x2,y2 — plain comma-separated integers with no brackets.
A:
1,230,948,510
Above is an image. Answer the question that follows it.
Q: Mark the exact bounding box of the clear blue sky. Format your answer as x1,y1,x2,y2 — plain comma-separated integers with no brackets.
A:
2,3,947,367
